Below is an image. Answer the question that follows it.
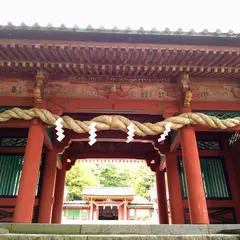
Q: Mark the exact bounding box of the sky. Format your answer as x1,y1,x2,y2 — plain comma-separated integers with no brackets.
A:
0,0,240,32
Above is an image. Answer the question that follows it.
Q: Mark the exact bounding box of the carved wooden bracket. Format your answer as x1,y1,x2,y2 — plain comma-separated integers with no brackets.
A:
179,74,192,108
65,156,77,171
146,152,160,172
34,70,47,104
55,136,72,154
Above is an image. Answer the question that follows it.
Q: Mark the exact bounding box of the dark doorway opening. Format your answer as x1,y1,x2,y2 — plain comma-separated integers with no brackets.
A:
98,206,118,220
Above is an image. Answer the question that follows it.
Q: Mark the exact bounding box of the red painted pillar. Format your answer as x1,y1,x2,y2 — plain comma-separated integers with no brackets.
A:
119,204,124,220
51,161,67,224
221,139,240,223
166,153,184,224
13,120,44,223
155,162,169,224
38,150,58,223
180,126,209,224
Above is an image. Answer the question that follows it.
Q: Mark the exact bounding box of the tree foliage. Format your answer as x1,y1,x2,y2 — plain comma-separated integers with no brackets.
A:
66,162,98,200
66,161,155,201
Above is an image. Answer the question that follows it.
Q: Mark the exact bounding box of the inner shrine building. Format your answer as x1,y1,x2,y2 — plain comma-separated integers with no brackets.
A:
0,23,240,225
63,187,154,221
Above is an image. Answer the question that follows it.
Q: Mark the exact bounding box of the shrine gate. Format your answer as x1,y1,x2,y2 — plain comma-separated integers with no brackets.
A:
0,23,240,225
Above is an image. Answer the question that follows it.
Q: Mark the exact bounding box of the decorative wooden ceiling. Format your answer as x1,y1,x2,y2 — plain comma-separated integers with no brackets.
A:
0,24,239,79
0,42,239,78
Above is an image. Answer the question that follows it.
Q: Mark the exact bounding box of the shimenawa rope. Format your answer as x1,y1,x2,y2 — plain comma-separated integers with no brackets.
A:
0,108,239,137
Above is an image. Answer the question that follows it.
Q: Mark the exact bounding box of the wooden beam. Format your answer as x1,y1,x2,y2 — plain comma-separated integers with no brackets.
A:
48,97,177,115
0,147,46,154
170,132,181,152
176,150,222,156
67,151,156,160
0,97,34,107
159,157,166,171
1,97,240,116
196,132,227,140
0,38,240,51
70,130,159,142
56,156,62,170
44,130,53,151
0,147,25,153
0,120,31,128
192,101,240,111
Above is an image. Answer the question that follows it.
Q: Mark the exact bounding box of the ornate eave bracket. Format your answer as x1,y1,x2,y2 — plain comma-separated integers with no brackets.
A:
34,70,47,104
179,74,192,108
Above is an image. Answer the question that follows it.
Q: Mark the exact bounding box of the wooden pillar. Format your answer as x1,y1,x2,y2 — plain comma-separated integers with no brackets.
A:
221,139,240,223
118,206,121,220
155,160,168,224
119,204,124,220
89,201,93,220
87,208,90,220
180,126,209,224
38,150,58,223
13,120,44,223
51,161,67,224
79,208,82,220
166,153,184,224
124,201,127,220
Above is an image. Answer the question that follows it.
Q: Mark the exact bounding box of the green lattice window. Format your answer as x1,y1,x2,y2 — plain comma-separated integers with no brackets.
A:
81,210,88,219
178,140,221,150
178,156,230,199
197,141,221,150
198,111,240,119
228,132,240,147
0,137,47,148
67,209,80,220
0,138,27,147
0,155,24,196
0,154,44,196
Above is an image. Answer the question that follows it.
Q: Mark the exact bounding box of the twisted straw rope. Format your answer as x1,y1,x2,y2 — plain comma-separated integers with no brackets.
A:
0,108,239,137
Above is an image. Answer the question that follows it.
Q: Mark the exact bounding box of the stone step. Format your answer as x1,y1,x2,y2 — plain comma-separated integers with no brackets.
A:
0,224,240,236
0,234,240,240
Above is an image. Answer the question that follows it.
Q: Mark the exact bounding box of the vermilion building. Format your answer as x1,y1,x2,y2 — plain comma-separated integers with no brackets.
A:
0,23,240,225
62,187,154,221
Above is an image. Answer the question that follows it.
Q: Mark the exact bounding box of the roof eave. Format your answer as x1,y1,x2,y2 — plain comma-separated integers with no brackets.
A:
0,27,240,46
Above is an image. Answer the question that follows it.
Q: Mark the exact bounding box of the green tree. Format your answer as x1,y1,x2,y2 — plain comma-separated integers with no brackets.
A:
98,164,131,187
66,161,155,201
131,163,155,199
66,162,99,200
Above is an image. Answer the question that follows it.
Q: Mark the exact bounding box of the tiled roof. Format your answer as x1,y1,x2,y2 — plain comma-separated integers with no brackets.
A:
82,187,136,196
64,201,89,206
63,201,154,207
0,22,239,38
